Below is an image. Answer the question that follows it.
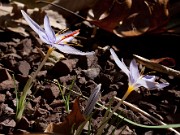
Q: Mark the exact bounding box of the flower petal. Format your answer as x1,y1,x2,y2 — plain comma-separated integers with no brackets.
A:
135,78,157,89
44,15,56,43
129,59,140,84
21,10,50,44
52,44,95,55
110,48,129,76
21,10,44,35
142,75,156,82
156,82,169,89
38,33,51,44
136,76,169,90
84,84,101,116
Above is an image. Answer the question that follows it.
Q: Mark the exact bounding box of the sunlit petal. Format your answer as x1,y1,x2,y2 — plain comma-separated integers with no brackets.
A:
136,77,169,90
110,48,130,76
21,10,45,35
156,82,169,89
129,59,140,84
21,10,95,56
38,32,50,44
136,78,157,89
110,47,169,92
142,75,156,82
52,44,95,55
44,15,56,43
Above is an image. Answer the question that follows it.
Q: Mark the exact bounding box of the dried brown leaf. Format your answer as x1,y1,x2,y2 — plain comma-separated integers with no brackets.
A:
12,0,54,9
87,0,169,37
42,0,97,14
44,97,85,135
150,57,176,67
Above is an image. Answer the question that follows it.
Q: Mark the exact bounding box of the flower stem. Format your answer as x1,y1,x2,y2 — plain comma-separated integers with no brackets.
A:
16,47,54,121
96,86,134,135
108,86,133,119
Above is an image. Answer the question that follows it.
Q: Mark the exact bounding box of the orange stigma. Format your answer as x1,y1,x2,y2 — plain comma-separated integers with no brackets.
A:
56,29,80,44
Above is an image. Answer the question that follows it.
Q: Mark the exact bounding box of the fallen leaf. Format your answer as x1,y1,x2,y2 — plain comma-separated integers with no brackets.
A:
87,0,169,37
44,97,85,135
11,0,54,9
41,0,170,37
150,57,176,67
42,0,97,15
0,2,29,36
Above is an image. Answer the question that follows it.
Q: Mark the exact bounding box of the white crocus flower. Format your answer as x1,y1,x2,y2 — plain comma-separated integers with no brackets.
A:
97,48,170,134
21,10,94,55
110,48,169,94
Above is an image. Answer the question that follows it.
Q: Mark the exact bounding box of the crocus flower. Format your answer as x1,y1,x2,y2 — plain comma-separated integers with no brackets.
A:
110,48,169,94
84,84,101,116
21,10,94,55
97,49,170,134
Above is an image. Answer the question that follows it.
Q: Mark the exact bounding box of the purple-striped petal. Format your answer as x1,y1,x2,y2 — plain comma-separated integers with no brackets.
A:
44,15,56,43
21,10,45,36
135,78,157,90
38,32,51,44
21,10,51,44
142,75,156,82
136,76,169,90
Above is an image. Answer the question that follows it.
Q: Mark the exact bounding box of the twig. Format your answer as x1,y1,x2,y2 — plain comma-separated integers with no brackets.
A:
133,54,180,78
36,0,86,20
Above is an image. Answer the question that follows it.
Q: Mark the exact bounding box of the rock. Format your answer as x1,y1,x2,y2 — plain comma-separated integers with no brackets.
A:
0,80,18,91
1,53,22,70
0,118,16,127
17,60,31,77
16,116,30,130
17,38,32,57
34,108,49,118
0,94,5,103
82,67,100,79
42,83,60,103
47,58,78,78
0,68,12,83
76,55,98,69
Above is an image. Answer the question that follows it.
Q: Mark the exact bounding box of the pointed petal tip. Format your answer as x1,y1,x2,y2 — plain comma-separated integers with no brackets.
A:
110,48,114,54
21,10,29,18
83,83,101,116
96,84,102,90
110,48,130,76
84,51,95,55
156,82,169,89
98,83,102,87
44,15,51,23
21,10,27,17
